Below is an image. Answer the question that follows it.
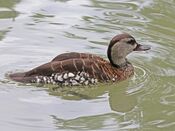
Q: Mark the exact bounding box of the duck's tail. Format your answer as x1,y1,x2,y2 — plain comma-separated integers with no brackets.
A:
8,72,33,83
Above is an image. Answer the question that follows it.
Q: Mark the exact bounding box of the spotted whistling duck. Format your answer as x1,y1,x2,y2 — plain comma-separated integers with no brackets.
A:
9,33,150,86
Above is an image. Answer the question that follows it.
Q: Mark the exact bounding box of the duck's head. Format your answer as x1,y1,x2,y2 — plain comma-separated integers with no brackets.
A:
107,33,150,68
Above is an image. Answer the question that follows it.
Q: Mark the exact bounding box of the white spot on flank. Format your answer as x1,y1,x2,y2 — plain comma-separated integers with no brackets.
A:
63,73,68,79
86,73,89,77
91,78,95,84
47,80,49,83
84,80,89,85
54,74,58,80
57,75,63,82
75,75,80,80
71,80,80,86
43,76,47,82
80,80,84,84
80,77,85,81
80,72,86,76
36,76,41,83
51,73,55,77
95,79,98,83
68,72,75,77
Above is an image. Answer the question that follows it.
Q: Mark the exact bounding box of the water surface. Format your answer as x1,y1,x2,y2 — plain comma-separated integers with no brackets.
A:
0,0,175,131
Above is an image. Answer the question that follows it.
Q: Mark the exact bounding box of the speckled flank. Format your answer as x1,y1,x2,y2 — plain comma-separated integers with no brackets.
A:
32,71,98,86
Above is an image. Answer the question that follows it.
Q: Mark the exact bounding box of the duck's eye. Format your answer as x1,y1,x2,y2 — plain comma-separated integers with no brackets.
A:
127,39,135,45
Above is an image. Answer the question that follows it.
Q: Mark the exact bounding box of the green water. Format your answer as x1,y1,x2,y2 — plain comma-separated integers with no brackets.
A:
0,0,175,131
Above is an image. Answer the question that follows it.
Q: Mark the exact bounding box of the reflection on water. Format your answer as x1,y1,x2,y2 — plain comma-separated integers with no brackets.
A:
47,82,137,112
51,113,124,130
0,0,175,131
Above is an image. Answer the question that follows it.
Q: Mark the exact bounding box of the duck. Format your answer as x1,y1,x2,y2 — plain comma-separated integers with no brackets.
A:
9,33,150,86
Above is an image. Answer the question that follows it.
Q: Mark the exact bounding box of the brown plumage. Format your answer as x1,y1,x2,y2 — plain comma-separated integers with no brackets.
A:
9,33,150,86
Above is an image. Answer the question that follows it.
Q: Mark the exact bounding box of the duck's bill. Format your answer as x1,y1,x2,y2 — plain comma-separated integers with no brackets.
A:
133,43,151,51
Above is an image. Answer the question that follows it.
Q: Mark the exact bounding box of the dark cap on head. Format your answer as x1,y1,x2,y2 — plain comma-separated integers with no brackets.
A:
110,33,134,45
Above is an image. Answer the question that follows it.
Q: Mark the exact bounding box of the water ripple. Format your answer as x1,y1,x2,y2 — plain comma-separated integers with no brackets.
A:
126,65,150,95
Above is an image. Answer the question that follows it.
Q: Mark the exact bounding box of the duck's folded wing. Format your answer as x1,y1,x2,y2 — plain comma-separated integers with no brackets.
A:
26,58,105,77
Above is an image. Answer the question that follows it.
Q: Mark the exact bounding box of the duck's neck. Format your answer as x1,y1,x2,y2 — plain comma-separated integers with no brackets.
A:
110,57,129,68
110,48,128,68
